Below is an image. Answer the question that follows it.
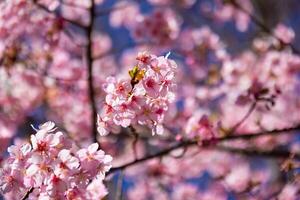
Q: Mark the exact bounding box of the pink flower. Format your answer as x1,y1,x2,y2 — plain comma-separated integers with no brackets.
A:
7,143,31,168
278,184,299,200
25,154,52,187
143,76,160,97
0,122,112,198
136,51,152,64
172,183,200,200
0,167,24,193
202,0,253,32
152,123,164,135
109,1,141,28
37,121,57,132
185,113,215,140
127,94,145,110
30,122,61,154
147,0,196,8
45,174,67,198
112,103,135,127
274,24,295,44
103,77,132,106
135,104,155,125
86,178,108,200
132,9,181,44
97,115,121,136
224,164,250,192
54,149,80,179
65,187,85,200
76,143,112,177
98,52,177,136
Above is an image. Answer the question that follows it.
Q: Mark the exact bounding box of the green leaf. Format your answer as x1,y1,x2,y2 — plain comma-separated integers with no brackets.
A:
129,66,139,79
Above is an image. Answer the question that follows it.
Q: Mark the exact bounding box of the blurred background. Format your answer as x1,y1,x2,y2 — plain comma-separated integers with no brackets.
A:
1,0,300,199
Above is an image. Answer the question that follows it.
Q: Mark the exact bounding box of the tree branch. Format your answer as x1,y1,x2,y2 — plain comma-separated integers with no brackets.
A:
21,187,33,200
108,124,300,174
230,0,300,54
32,0,88,29
60,1,89,10
229,101,257,133
95,2,134,17
108,140,192,174
93,41,152,60
216,145,300,159
114,171,124,200
86,0,98,143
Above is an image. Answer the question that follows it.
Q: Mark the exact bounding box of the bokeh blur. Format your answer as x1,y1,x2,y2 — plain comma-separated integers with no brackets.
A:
0,0,300,199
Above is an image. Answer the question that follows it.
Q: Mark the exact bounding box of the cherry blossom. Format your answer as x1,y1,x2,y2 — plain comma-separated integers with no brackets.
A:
1,0,300,199
97,52,177,136
0,122,112,199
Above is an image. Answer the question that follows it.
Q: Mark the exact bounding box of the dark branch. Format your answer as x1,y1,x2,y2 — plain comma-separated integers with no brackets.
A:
108,124,300,174
231,0,300,54
108,140,193,174
114,171,124,200
21,187,33,200
224,124,300,141
229,102,256,133
93,41,152,60
32,0,88,29
86,0,98,143
95,3,134,17
60,1,89,10
216,145,300,159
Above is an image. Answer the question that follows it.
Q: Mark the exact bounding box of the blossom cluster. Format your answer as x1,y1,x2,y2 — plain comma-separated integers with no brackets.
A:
146,0,196,8
178,26,227,80
133,9,181,45
201,0,253,32
1,0,300,199
185,113,217,141
0,122,112,200
97,52,177,136
110,4,181,45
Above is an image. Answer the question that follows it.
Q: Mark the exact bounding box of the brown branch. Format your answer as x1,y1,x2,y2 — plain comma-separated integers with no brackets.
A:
224,124,300,140
93,41,152,60
216,145,300,159
114,171,124,200
63,28,87,47
95,2,134,17
60,1,89,10
129,126,139,160
229,101,256,133
86,0,98,143
32,0,88,29
21,187,33,200
108,124,300,175
230,0,300,54
108,140,192,175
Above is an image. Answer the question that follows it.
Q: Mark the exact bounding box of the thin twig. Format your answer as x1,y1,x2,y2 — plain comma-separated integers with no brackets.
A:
95,2,134,17
93,41,152,60
115,171,124,200
60,1,89,10
63,28,87,47
231,0,300,54
108,140,191,175
32,0,88,28
229,102,256,133
129,126,139,160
